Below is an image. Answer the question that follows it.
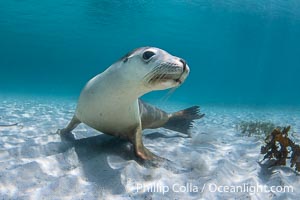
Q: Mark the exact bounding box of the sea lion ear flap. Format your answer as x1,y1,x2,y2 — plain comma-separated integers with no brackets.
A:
119,48,140,63
123,54,135,63
118,51,131,63
120,52,131,63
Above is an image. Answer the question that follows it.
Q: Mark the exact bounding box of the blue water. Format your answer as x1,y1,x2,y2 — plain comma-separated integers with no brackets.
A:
1,0,300,105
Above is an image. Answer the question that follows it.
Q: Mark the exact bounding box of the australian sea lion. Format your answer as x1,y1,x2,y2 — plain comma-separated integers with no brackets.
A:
58,47,204,160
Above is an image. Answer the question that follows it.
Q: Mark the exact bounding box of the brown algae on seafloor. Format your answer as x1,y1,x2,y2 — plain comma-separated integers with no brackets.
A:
260,126,300,172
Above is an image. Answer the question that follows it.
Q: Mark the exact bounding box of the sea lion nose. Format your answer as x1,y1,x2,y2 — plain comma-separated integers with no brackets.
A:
179,58,187,71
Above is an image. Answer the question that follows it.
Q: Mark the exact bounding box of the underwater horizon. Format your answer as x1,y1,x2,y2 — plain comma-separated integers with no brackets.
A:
1,0,300,105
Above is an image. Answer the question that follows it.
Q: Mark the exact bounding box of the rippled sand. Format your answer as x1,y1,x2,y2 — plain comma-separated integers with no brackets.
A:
0,97,300,199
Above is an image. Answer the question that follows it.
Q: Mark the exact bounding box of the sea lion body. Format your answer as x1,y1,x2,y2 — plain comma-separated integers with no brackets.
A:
76,73,141,137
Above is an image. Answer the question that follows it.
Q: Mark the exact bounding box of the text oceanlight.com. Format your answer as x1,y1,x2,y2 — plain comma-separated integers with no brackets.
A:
133,182,293,195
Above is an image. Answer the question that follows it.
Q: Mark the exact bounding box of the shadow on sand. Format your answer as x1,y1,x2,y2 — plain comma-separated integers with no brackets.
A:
60,133,138,194
59,131,181,194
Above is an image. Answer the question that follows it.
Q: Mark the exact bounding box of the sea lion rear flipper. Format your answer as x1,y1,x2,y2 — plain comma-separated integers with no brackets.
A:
163,106,204,136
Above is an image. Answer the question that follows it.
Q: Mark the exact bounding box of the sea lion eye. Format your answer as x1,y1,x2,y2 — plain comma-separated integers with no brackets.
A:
142,51,155,60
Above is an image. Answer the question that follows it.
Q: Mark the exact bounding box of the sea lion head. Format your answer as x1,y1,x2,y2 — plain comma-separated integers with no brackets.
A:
118,47,190,91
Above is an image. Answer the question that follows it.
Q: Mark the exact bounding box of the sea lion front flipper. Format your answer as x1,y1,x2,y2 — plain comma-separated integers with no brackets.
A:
132,123,160,160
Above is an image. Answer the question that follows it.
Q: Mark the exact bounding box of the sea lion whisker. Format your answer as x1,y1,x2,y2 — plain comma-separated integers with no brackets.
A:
161,86,178,102
147,65,166,84
143,64,162,82
149,65,170,83
149,63,176,84
156,73,166,83
156,64,173,82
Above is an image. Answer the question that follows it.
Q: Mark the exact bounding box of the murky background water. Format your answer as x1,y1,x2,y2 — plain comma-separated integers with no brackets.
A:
1,0,300,105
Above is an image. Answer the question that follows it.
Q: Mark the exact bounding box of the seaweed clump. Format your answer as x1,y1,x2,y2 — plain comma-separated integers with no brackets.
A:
260,126,300,172
237,121,281,138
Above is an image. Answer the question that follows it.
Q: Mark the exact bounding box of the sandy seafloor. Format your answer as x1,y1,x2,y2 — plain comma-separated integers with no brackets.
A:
0,96,300,200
